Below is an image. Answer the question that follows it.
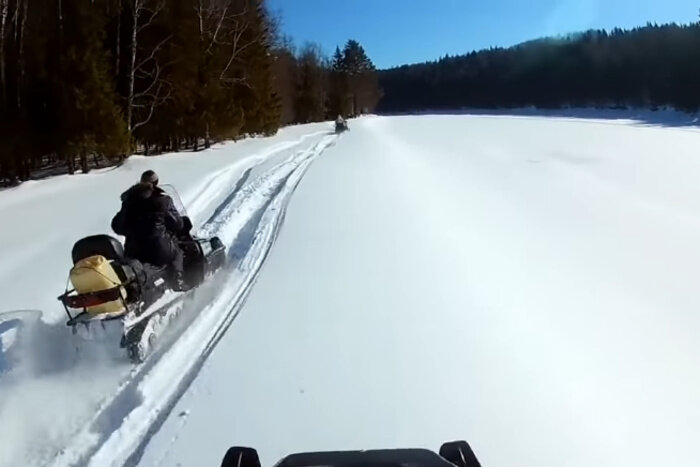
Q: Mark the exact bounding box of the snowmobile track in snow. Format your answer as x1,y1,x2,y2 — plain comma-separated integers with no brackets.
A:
49,134,337,467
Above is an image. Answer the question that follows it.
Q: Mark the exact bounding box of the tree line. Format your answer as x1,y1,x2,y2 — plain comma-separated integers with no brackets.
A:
378,23,700,114
272,38,380,124
0,0,379,185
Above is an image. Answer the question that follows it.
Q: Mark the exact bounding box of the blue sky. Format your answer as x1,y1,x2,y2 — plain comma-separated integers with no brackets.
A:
267,0,699,69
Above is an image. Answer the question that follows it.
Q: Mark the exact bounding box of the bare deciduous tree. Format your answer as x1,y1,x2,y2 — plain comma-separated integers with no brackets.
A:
195,1,258,84
0,0,8,107
1,0,285,184
15,0,28,111
116,0,121,72
127,0,171,132
192,0,260,146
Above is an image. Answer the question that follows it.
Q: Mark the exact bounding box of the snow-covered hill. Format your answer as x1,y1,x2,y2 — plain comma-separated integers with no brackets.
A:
3,113,700,467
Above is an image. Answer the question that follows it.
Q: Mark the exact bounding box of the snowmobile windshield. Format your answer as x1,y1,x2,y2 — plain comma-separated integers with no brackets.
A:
160,184,188,217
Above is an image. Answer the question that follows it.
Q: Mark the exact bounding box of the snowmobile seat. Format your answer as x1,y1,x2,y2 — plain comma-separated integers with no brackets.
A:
72,235,125,264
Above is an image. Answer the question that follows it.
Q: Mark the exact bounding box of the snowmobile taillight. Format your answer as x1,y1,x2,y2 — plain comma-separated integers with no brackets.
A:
60,287,124,310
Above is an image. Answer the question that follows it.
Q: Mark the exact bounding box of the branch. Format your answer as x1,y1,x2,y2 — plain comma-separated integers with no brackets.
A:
132,81,171,131
219,21,258,81
135,33,172,71
195,1,204,37
136,0,166,34
134,65,161,98
205,4,228,54
220,75,249,86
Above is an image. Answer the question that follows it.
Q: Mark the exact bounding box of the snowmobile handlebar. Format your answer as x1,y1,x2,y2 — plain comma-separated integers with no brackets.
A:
181,216,193,235
220,441,481,467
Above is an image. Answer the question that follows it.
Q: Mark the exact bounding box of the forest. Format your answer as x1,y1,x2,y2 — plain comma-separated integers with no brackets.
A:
378,23,700,113
0,0,379,184
5,4,698,185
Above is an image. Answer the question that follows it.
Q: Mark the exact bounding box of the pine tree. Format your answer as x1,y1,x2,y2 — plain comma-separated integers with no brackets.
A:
57,1,128,172
0,1,386,184
327,46,350,117
237,1,281,136
377,23,700,114
137,0,199,153
329,40,380,116
271,40,298,125
294,43,326,122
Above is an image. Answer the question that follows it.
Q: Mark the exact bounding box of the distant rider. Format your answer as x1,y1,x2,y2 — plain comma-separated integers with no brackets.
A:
111,170,187,291
335,115,347,132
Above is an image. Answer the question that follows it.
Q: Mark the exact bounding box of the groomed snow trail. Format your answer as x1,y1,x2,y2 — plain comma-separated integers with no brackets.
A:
54,134,337,467
140,115,700,467
0,124,330,321
0,126,336,467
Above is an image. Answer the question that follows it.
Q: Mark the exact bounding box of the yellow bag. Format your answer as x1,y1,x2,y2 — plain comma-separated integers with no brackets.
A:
69,255,127,315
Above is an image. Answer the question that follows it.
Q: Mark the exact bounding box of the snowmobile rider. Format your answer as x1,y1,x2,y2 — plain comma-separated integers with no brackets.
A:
111,170,187,291
335,115,347,132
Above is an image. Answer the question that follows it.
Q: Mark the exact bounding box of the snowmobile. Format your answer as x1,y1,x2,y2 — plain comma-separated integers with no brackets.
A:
57,185,226,362
221,440,481,467
335,118,349,133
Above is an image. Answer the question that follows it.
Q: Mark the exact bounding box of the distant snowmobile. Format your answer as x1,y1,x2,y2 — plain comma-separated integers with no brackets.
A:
335,116,349,133
221,440,481,467
57,185,226,363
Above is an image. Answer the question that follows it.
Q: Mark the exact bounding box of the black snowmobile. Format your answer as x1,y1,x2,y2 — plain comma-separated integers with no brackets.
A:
335,117,349,134
57,185,226,362
221,440,481,467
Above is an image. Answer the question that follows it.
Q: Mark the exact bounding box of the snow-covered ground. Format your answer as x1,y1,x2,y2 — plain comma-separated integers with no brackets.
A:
0,123,337,467
140,115,700,467
3,113,700,467
0,124,331,321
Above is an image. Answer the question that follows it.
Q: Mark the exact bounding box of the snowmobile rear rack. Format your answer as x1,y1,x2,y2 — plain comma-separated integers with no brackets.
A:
58,287,128,323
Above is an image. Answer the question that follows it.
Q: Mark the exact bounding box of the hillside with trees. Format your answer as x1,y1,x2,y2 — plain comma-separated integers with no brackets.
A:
378,23,700,114
0,0,379,185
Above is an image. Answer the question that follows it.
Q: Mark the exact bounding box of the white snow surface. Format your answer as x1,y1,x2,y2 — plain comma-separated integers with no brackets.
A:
0,124,329,320
140,115,700,467
0,123,336,467
2,113,700,467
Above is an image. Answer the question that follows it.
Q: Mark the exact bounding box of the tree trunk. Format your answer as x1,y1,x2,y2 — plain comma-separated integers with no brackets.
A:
115,0,121,75
16,0,28,111
57,0,62,38
204,122,210,149
80,147,89,174
19,156,29,181
127,0,140,132
67,154,75,175
0,0,8,106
